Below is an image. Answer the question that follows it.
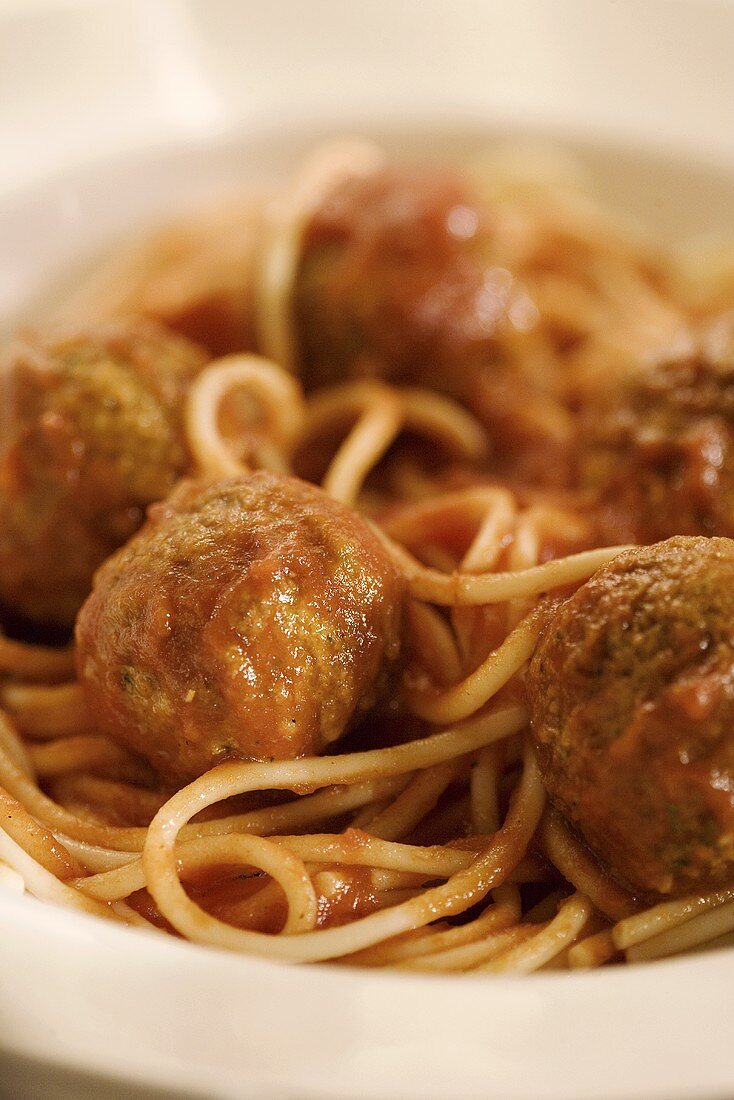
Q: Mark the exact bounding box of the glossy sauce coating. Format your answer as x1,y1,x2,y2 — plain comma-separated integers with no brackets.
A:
583,322,734,543
294,168,569,485
295,168,511,388
527,536,734,896
0,321,207,628
75,473,404,784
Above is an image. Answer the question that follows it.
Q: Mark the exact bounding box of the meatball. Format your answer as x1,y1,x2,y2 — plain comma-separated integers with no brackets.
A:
0,321,207,629
293,168,569,484
295,168,507,390
75,473,404,783
527,536,734,896
581,323,734,543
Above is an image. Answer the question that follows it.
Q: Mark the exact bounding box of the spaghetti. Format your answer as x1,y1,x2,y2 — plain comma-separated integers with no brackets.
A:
1,137,733,975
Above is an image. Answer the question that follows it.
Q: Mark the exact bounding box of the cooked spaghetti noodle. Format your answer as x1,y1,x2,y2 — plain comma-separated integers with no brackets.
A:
2,137,734,976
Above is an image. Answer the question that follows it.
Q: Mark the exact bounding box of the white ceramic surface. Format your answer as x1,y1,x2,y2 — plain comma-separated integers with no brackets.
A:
2,4,734,1099
3,0,734,203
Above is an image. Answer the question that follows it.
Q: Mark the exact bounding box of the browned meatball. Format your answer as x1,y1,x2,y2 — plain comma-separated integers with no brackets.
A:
581,323,734,543
75,473,404,784
295,168,506,390
294,168,570,485
0,321,207,629
527,536,734,896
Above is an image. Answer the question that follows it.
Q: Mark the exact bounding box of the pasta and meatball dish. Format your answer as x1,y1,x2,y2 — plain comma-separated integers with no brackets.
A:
2,137,734,973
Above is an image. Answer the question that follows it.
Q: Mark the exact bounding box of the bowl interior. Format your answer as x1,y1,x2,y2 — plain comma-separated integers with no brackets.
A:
1,121,734,1100
2,119,734,330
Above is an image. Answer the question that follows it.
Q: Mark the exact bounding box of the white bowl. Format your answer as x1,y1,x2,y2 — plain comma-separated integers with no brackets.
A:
2,4,734,1099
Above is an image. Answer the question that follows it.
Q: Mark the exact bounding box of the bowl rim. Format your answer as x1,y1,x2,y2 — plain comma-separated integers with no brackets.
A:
3,115,734,1100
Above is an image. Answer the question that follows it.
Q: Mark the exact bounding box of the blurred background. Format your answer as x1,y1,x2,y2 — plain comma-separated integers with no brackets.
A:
1,0,734,202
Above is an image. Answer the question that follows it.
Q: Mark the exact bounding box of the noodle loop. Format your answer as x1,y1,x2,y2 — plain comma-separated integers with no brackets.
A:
2,136,731,978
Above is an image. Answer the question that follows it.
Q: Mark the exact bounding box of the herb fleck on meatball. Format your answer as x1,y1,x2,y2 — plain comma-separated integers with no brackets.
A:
582,325,734,543
527,536,734,896
75,473,404,784
0,321,207,628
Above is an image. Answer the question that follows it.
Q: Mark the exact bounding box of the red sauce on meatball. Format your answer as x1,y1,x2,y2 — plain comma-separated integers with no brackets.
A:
295,168,571,486
75,473,405,784
527,536,734,896
582,326,734,544
0,320,207,628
